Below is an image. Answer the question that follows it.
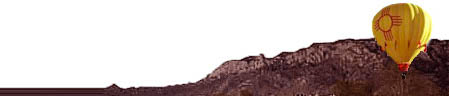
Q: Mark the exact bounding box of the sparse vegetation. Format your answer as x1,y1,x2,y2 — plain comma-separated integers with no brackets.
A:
240,89,253,96
331,80,373,96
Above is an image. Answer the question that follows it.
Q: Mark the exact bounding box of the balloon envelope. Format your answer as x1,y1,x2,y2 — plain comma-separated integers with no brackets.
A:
372,3,431,72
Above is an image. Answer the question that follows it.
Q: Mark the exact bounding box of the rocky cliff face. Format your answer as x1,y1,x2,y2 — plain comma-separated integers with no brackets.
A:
108,38,449,96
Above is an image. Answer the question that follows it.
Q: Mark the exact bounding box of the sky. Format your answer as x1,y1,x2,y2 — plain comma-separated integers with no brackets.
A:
0,0,448,88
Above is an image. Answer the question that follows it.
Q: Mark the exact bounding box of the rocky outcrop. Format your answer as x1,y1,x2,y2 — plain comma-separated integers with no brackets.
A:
109,38,449,96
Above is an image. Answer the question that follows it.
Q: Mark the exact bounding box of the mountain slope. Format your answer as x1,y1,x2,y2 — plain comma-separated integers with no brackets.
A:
106,38,449,96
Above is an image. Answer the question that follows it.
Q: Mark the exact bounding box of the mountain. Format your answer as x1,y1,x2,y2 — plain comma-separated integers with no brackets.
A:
106,38,449,96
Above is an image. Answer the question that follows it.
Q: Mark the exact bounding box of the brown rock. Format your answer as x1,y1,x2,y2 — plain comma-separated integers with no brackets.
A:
115,38,449,96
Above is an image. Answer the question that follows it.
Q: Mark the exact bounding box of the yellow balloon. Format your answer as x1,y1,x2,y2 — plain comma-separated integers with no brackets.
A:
372,3,431,72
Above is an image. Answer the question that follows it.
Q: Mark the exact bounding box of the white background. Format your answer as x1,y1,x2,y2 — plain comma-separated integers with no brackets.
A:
0,0,447,88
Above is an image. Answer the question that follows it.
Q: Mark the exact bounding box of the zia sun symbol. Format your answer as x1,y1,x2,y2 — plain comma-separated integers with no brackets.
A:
374,7,402,41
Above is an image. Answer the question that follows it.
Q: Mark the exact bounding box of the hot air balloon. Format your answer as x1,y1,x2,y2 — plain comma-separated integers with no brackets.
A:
372,3,431,79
